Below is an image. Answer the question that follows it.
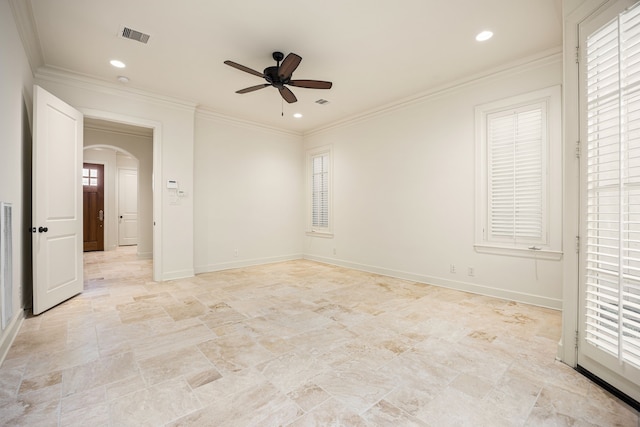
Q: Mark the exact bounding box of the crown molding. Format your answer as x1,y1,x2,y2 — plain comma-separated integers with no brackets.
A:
196,106,303,138
305,47,563,137
35,66,198,112
84,119,154,139
8,0,44,73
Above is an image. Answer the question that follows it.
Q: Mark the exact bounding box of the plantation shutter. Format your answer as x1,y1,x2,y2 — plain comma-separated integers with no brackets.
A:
487,105,546,245
585,2,640,367
312,153,329,229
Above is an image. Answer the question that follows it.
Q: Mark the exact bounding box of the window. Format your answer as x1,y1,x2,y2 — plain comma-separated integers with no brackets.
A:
583,1,640,367
475,86,562,259
307,147,332,237
83,167,99,187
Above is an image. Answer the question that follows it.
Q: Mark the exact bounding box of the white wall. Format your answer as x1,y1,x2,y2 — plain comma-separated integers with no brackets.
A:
35,71,196,280
0,0,34,361
304,55,564,309
194,112,304,272
84,130,151,258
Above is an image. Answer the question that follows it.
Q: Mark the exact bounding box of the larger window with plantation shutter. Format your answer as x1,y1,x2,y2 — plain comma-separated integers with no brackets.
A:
583,1,640,369
475,86,562,259
488,104,547,245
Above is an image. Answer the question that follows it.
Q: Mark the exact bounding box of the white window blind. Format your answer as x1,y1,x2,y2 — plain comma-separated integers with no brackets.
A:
585,2,640,367
311,153,329,229
475,85,560,259
487,105,546,245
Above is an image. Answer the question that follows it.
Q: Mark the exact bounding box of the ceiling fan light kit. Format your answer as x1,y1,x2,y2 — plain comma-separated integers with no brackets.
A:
224,51,332,104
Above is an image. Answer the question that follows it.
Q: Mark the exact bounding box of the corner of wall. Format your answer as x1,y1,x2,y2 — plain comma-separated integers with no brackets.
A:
0,310,25,367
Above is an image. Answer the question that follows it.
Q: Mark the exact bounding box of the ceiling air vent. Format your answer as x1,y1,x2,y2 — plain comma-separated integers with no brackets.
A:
119,26,150,44
315,99,329,105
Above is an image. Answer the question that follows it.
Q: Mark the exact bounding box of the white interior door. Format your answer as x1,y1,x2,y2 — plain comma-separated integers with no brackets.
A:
32,85,83,315
578,0,640,402
118,168,138,246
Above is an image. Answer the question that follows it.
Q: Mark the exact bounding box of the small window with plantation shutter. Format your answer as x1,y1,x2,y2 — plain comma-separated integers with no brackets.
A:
312,153,329,229
475,86,562,259
307,146,332,237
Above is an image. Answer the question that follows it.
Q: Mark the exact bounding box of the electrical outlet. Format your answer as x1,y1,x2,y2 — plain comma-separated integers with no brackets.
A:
468,267,475,276
450,264,456,273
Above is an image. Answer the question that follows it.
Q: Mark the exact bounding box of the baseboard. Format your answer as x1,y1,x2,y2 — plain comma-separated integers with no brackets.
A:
194,253,303,275
161,269,195,281
137,251,152,260
303,254,562,310
0,309,25,367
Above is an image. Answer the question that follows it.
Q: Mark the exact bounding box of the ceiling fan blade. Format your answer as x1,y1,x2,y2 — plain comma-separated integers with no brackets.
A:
289,80,333,89
224,60,264,78
279,86,297,103
236,84,270,94
278,53,302,79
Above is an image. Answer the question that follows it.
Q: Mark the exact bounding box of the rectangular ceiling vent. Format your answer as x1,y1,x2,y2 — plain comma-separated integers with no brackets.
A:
119,26,150,44
315,99,330,105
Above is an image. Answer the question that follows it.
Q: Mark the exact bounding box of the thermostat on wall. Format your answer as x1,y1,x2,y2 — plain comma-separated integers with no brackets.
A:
167,180,178,189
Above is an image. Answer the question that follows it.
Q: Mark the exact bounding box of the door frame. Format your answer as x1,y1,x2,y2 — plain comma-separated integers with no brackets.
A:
561,0,611,370
81,109,162,282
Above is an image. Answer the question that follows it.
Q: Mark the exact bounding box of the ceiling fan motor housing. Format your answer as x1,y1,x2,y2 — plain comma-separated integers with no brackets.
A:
264,66,287,88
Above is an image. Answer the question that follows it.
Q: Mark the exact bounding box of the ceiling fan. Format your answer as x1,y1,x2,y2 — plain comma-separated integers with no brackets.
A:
224,52,332,104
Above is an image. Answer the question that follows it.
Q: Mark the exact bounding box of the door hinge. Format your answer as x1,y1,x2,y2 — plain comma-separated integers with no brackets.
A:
575,141,581,159
576,45,580,64
575,330,579,349
576,235,580,254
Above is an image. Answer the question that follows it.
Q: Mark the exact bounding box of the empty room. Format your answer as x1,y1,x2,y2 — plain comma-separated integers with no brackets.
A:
1,0,640,425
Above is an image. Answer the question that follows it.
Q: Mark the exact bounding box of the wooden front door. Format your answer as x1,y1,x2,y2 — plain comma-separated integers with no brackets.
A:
83,163,104,251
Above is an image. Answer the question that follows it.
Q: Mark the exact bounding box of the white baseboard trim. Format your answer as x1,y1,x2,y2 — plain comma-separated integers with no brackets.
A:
0,310,25,367
304,254,562,310
194,253,303,275
137,251,152,260
161,269,195,281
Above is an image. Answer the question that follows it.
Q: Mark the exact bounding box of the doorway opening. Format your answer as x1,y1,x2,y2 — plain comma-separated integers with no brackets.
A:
82,117,157,278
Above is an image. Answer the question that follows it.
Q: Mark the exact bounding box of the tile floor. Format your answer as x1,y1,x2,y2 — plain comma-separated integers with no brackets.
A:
0,246,638,426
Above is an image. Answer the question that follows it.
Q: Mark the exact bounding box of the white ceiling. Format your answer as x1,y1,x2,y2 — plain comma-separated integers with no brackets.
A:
19,0,562,133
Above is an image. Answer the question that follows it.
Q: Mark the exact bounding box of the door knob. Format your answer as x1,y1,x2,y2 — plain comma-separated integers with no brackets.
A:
38,226,48,233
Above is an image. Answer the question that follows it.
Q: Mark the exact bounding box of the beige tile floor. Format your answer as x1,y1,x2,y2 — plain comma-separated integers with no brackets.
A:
0,246,638,426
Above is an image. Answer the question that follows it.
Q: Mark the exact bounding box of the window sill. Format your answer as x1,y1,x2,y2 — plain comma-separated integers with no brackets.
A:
474,244,563,260
306,231,334,239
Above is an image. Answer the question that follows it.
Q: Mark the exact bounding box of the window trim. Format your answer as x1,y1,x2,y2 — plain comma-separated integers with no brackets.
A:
475,85,562,260
306,145,333,238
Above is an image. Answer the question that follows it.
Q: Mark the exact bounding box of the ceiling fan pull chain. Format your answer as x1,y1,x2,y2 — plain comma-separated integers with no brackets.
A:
281,98,284,117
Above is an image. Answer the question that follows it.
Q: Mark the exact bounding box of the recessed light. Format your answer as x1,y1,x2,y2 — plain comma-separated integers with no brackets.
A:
110,59,126,68
476,30,493,42
293,113,303,119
